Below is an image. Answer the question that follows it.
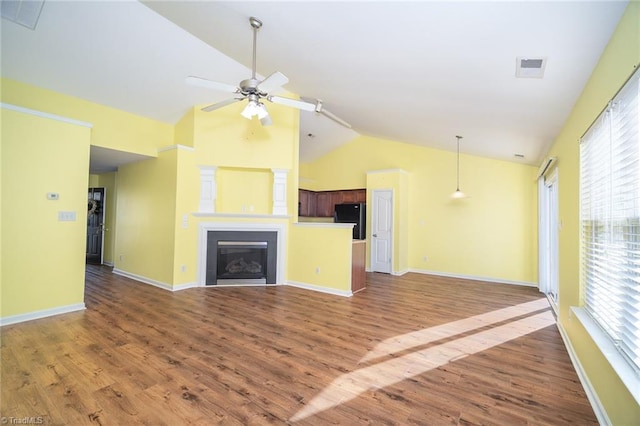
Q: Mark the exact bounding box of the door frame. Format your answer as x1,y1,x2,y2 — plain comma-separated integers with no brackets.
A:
371,188,394,273
87,187,106,265
538,169,559,309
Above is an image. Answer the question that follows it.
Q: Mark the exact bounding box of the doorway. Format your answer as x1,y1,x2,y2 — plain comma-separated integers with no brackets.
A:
86,187,105,265
372,189,393,273
539,170,559,309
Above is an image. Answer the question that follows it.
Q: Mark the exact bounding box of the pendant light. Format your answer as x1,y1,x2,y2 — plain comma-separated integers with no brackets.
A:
451,135,467,199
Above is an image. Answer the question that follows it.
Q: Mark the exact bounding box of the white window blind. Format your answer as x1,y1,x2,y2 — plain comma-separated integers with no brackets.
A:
580,67,640,373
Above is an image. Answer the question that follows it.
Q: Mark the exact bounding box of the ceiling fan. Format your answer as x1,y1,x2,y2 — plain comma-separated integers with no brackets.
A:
186,16,351,128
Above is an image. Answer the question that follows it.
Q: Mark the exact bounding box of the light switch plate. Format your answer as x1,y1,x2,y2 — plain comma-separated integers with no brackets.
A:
58,211,76,221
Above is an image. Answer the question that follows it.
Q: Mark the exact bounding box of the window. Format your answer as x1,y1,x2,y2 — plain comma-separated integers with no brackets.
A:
580,67,640,374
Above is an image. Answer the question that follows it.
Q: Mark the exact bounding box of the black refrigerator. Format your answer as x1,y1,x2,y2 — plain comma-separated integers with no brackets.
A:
334,203,366,240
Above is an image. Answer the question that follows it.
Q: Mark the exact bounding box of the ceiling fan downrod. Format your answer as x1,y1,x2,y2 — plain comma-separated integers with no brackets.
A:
249,17,262,81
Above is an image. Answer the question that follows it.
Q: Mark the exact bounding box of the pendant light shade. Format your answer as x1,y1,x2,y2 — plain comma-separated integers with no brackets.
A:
451,135,468,199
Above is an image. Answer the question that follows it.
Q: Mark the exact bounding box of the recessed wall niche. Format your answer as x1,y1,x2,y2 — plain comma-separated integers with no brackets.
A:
216,167,272,214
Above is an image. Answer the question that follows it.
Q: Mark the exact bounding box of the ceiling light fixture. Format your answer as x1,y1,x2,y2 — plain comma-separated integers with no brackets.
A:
240,94,272,125
451,135,468,199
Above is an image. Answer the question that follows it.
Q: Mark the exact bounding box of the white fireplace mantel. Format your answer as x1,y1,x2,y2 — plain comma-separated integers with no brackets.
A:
197,166,291,216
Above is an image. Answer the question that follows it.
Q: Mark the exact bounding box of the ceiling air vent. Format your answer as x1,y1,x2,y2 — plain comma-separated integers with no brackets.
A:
516,57,547,78
1,0,45,30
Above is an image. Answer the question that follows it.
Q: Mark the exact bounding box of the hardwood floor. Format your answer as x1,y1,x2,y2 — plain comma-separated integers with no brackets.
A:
1,265,597,425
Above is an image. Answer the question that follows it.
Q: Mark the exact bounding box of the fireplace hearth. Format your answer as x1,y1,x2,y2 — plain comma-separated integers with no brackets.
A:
206,231,277,285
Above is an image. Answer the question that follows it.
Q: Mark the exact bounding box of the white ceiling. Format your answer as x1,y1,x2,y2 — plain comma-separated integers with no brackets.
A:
1,1,627,171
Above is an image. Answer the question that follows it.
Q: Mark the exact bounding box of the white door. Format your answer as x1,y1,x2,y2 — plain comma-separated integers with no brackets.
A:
372,189,393,273
539,171,559,307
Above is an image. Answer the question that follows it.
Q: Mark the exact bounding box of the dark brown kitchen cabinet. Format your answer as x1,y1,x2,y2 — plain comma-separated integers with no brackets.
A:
298,189,316,217
315,192,334,217
298,188,367,217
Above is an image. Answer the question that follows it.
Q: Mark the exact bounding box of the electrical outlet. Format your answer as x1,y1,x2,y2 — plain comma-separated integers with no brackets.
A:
119,254,124,261
181,265,186,273
422,256,428,262
315,267,321,274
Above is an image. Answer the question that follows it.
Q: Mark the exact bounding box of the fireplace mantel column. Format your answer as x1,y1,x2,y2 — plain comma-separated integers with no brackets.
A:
198,166,217,213
271,168,289,216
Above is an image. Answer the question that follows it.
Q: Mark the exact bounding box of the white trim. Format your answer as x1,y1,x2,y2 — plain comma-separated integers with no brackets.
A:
556,318,611,425
409,268,537,287
371,188,394,274
0,303,86,326
173,281,199,291
537,156,557,179
103,261,114,267
1,102,93,128
271,168,289,216
113,268,180,292
366,168,409,175
198,222,287,287
286,281,352,297
198,166,217,214
158,144,195,153
192,213,291,219
392,269,409,276
572,307,640,406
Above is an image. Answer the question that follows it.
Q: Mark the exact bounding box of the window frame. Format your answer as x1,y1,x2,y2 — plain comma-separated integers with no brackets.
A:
578,65,640,403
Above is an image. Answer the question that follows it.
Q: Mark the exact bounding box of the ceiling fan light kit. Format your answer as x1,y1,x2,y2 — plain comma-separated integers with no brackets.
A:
451,135,468,199
186,16,351,129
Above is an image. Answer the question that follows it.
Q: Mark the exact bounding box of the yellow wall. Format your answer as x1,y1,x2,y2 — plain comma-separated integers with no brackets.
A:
288,224,353,292
114,150,178,285
88,172,117,265
193,102,298,170
217,167,272,215
543,3,640,423
1,108,90,317
1,78,173,156
171,101,303,287
173,148,200,286
304,135,538,284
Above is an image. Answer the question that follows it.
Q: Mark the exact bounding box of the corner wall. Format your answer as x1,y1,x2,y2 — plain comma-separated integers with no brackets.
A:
1,107,91,321
303,135,538,284
542,3,640,423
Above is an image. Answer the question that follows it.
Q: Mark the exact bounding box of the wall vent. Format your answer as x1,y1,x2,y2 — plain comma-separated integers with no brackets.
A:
1,0,45,30
516,57,547,78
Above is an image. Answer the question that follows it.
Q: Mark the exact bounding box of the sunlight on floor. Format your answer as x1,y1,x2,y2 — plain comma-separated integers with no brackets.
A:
290,298,554,422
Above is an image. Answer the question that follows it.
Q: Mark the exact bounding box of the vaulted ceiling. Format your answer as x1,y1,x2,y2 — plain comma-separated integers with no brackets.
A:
1,1,628,169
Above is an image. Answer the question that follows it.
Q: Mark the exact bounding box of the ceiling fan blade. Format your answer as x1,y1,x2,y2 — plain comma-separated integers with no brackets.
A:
267,95,316,112
186,76,239,94
201,97,244,112
257,71,289,93
310,99,352,129
319,108,352,129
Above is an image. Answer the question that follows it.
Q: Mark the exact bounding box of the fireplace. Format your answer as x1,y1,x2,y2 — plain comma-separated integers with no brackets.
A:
206,230,278,285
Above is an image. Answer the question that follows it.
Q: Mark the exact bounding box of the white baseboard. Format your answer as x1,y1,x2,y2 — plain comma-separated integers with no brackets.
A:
392,269,409,276
0,303,86,327
409,268,537,287
556,321,610,425
112,269,195,292
286,280,352,297
173,281,200,291
103,261,114,267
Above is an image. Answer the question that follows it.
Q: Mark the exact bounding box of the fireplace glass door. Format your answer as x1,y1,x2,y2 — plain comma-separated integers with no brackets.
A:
217,241,267,284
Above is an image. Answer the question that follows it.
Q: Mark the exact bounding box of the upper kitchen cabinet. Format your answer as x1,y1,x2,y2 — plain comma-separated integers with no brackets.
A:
299,189,367,217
